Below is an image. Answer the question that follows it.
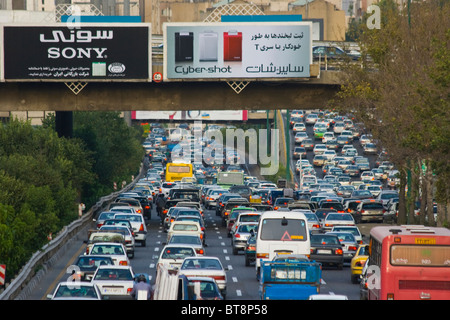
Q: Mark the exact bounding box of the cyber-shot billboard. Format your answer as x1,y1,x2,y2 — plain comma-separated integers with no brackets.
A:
163,22,312,81
1,23,151,81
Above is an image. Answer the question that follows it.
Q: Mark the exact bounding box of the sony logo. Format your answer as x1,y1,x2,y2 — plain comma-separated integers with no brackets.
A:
48,47,107,59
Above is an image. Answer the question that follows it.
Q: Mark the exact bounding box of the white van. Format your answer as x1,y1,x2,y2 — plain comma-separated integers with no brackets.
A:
255,211,310,278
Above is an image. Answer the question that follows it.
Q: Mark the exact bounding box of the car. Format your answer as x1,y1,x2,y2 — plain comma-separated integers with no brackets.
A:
312,45,359,61
363,142,378,155
296,210,322,233
331,225,363,244
314,128,327,140
47,282,102,300
351,190,373,200
367,185,383,197
178,256,228,298
113,213,147,247
91,265,135,300
333,121,346,134
350,244,369,284
167,220,204,245
359,258,370,300
305,113,318,125
157,244,198,272
231,222,258,255
72,254,115,282
294,131,309,144
187,277,224,300
336,185,355,198
167,233,205,256
345,165,360,177
313,155,327,167
309,233,344,269
87,242,130,266
361,171,375,182
293,146,307,159
322,132,335,143
300,138,315,150
98,226,135,257
322,213,356,231
326,231,359,262
93,211,117,229
313,144,327,155
356,199,385,223
377,190,399,206
205,188,227,210
292,122,306,132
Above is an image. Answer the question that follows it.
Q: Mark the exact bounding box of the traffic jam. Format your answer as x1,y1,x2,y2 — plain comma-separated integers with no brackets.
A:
46,110,402,301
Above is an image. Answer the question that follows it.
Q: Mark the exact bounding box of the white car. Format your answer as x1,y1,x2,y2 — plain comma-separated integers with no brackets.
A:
361,171,375,182
305,113,318,125
292,122,306,132
178,256,228,298
313,144,328,155
294,132,309,143
322,132,335,143
47,282,102,300
157,244,197,272
87,242,130,266
91,265,135,299
113,213,147,247
322,213,356,231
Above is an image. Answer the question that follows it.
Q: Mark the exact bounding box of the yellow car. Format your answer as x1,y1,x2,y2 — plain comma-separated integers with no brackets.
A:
350,244,369,284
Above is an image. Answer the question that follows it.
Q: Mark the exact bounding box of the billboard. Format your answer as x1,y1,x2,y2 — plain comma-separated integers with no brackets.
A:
1,23,151,81
132,110,248,121
163,22,312,81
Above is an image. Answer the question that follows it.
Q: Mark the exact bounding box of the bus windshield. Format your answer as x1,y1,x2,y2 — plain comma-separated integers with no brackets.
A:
390,245,450,267
260,218,308,241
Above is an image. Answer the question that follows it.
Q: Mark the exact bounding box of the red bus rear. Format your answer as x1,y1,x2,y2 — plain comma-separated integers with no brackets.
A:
368,225,450,300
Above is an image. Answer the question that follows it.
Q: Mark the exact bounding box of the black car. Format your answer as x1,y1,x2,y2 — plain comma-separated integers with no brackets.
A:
312,45,360,61
310,233,344,269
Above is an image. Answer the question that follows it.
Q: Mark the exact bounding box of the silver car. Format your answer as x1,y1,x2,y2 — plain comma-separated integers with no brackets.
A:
231,222,258,255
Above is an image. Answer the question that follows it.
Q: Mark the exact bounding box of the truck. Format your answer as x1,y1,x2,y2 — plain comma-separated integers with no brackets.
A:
258,260,322,300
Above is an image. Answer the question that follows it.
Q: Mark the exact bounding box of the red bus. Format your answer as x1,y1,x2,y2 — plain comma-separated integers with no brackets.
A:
367,225,450,300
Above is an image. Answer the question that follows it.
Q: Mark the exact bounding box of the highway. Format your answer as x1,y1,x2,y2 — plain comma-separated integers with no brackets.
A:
25,202,381,300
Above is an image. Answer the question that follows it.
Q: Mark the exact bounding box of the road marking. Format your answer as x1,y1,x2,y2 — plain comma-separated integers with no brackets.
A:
223,249,228,254
232,277,238,283
227,265,233,270
149,263,155,268
225,256,230,261
236,290,242,296
221,242,225,246
154,247,160,252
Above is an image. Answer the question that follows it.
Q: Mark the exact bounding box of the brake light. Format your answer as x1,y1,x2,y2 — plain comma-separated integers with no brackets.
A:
349,246,358,251
196,248,204,255
139,224,144,232
212,276,226,281
127,288,133,294
136,209,142,214
86,247,90,254
335,248,343,255
312,224,320,228
119,260,128,266
200,234,203,240
235,233,240,238
257,253,269,259
387,293,394,300
97,223,103,228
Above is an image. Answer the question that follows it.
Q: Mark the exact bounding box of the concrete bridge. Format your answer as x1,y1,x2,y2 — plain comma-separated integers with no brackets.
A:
0,69,341,113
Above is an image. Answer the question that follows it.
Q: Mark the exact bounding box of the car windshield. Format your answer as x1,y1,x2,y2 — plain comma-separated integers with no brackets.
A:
93,268,133,281
90,244,125,255
173,224,199,231
182,258,222,270
114,214,143,222
332,233,356,242
169,235,202,245
311,234,340,245
54,285,99,298
162,247,196,259
237,224,258,233
326,214,353,221
76,256,113,268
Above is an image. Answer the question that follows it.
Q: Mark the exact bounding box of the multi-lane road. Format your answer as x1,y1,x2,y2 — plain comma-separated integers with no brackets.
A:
26,204,379,300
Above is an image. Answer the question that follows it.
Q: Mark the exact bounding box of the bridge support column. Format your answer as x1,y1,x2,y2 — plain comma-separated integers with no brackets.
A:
55,111,73,138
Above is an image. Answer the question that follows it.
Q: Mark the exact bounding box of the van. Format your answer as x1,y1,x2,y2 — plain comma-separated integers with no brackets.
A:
255,211,310,278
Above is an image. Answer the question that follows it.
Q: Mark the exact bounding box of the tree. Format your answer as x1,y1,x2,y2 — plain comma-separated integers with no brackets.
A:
333,0,450,226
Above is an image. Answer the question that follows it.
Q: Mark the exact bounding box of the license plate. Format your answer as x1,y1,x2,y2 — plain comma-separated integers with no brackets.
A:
103,287,124,294
317,249,332,254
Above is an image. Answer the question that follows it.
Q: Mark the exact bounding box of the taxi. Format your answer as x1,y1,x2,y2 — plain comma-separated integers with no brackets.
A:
350,244,369,284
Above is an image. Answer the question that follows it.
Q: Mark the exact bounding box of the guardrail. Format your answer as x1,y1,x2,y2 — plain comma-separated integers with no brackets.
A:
0,162,145,300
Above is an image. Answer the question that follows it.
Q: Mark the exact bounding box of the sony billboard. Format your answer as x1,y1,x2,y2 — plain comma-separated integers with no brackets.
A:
164,22,312,81
1,23,151,81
